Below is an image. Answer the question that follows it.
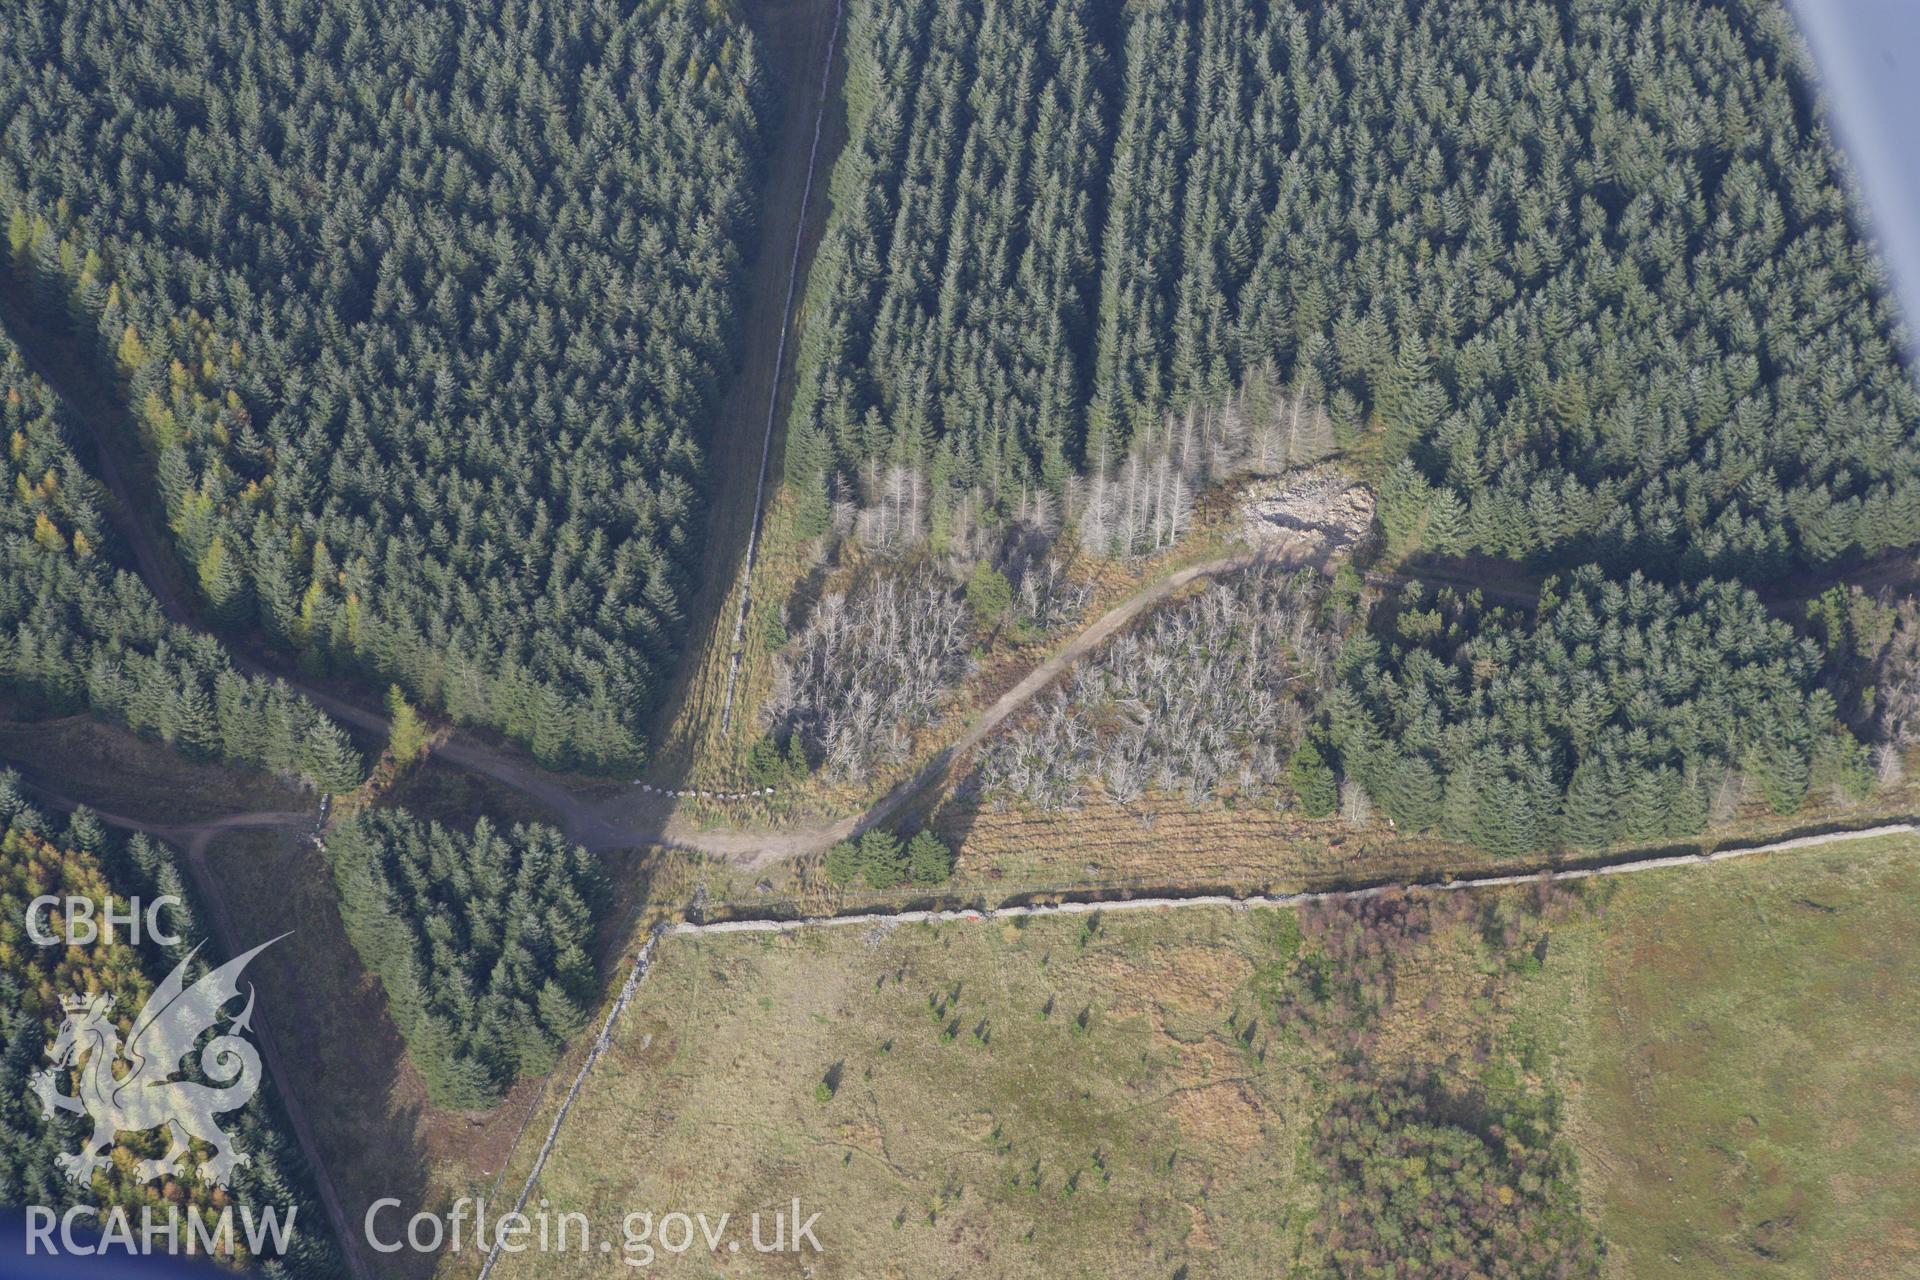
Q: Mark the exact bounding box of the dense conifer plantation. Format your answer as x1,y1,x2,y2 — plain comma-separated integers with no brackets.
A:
0,0,767,770
785,0,1108,539
1331,568,1865,854
0,340,360,788
324,809,603,1108
1144,0,1920,580
791,0,1920,580
0,775,342,1274
795,0,1912,851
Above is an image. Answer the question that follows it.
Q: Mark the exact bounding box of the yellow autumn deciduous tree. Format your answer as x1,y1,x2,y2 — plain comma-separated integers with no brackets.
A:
32,511,64,552
294,576,328,646
197,535,246,621
4,207,30,264
386,684,427,764
115,323,149,378
139,390,180,449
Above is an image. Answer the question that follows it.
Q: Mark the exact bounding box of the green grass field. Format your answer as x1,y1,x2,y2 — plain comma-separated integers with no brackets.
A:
1534,837,1920,1280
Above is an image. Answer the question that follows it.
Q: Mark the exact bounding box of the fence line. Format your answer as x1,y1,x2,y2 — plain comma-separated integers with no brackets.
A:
475,929,663,1280
717,0,845,739
675,822,1918,936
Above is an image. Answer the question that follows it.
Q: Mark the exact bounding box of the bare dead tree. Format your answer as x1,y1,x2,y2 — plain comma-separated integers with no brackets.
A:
1340,777,1375,828
977,564,1341,809
1874,742,1905,789
767,568,976,783
1011,553,1091,633
1873,597,1920,747
855,462,930,555
1708,767,1745,824
1074,367,1333,558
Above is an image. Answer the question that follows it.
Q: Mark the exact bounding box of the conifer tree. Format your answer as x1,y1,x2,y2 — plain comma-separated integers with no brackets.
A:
1289,741,1339,819
906,830,954,885
322,809,604,1108
0,0,768,772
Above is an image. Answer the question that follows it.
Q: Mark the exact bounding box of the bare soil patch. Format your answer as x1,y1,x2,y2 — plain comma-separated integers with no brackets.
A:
1237,466,1375,556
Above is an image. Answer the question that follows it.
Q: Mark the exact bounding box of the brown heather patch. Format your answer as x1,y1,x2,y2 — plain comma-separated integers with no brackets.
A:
1093,945,1255,1028
1164,1073,1267,1155
1184,1200,1219,1252
1361,949,1498,1073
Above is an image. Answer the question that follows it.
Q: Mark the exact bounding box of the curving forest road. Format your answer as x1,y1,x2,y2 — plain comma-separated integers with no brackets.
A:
11,0,1911,879
17,3,1919,1272
288,547,1278,865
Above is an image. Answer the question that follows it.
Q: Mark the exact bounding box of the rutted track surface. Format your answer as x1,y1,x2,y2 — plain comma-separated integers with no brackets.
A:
17,235,1909,871
593,548,1268,865
13,0,1912,1265
23,752,1917,1280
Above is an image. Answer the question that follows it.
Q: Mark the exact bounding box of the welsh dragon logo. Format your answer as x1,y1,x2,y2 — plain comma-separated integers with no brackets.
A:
28,937,282,1188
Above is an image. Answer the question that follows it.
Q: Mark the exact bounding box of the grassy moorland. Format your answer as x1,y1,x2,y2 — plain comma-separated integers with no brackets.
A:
484,910,1325,1278
485,836,1920,1279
